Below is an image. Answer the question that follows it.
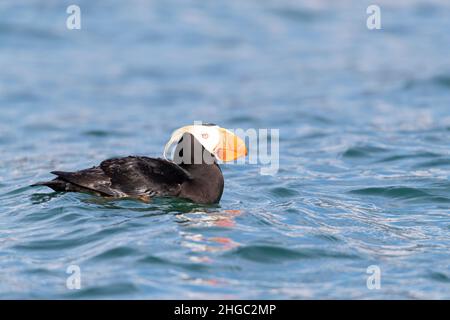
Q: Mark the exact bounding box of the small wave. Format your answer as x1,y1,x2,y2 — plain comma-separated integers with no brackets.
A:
414,158,450,169
428,271,450,283
271,7,320,23
12,237,92,251
90,246,139,261
349,186,432,200
269,187,299,198
138,255,210,271
404,74,450,90
376,152,439,163
228,245,357,263
433,75,450,89
226,116,258,125
65,283,139,299
82,130,130,138
17,206,65,223
0,22,61,40
11,223,135,252
3,186,34,197
342,146,388,158
30,192,62,205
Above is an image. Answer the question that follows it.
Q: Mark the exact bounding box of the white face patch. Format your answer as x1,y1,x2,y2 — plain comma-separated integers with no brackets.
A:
188,125,221,155
163,124,221,160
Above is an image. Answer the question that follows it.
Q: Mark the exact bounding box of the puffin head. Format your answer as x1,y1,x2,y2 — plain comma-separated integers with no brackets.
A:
164,123,247,163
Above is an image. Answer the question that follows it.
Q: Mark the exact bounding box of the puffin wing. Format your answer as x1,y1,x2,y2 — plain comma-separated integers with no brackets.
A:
99,156,192,197
50,156,192,198
51,167,117,196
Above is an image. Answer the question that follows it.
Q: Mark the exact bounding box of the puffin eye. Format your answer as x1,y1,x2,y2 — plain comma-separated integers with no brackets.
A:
202,133,209,139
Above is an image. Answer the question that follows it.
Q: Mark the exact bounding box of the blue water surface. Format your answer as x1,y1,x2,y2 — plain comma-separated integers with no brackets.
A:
0,0,450,299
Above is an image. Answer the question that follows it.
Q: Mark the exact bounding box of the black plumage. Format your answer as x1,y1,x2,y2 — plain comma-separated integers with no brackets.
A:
32,133,225,204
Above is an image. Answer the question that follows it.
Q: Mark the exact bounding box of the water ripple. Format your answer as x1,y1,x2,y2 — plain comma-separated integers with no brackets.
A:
1,0,450,299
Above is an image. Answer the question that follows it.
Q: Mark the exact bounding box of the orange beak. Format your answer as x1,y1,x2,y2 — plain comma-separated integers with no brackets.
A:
215,129,248,162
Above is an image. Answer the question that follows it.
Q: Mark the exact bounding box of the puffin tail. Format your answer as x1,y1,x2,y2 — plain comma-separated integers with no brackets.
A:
31,179,68,192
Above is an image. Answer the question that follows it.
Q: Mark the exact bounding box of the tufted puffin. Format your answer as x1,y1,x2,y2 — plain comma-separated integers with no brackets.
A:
32,124,247,204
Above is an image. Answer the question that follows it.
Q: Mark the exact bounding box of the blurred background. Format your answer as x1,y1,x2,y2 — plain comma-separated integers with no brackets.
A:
0,0,449,299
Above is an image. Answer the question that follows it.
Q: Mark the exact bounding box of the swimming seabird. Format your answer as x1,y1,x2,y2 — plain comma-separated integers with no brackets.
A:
32,124,247,204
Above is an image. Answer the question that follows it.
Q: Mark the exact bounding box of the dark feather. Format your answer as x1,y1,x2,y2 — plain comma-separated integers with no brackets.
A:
37,157,192,198
50,167,116,196
99,156,191,196
32,133,225,204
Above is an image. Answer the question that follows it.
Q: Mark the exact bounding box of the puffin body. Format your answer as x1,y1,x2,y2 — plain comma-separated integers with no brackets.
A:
32,125,246,204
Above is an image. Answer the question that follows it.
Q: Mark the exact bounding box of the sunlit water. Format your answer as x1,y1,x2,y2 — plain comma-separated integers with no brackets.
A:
1,0,450,299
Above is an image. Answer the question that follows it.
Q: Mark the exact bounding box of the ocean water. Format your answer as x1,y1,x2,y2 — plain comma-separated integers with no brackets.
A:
1,0,450,299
